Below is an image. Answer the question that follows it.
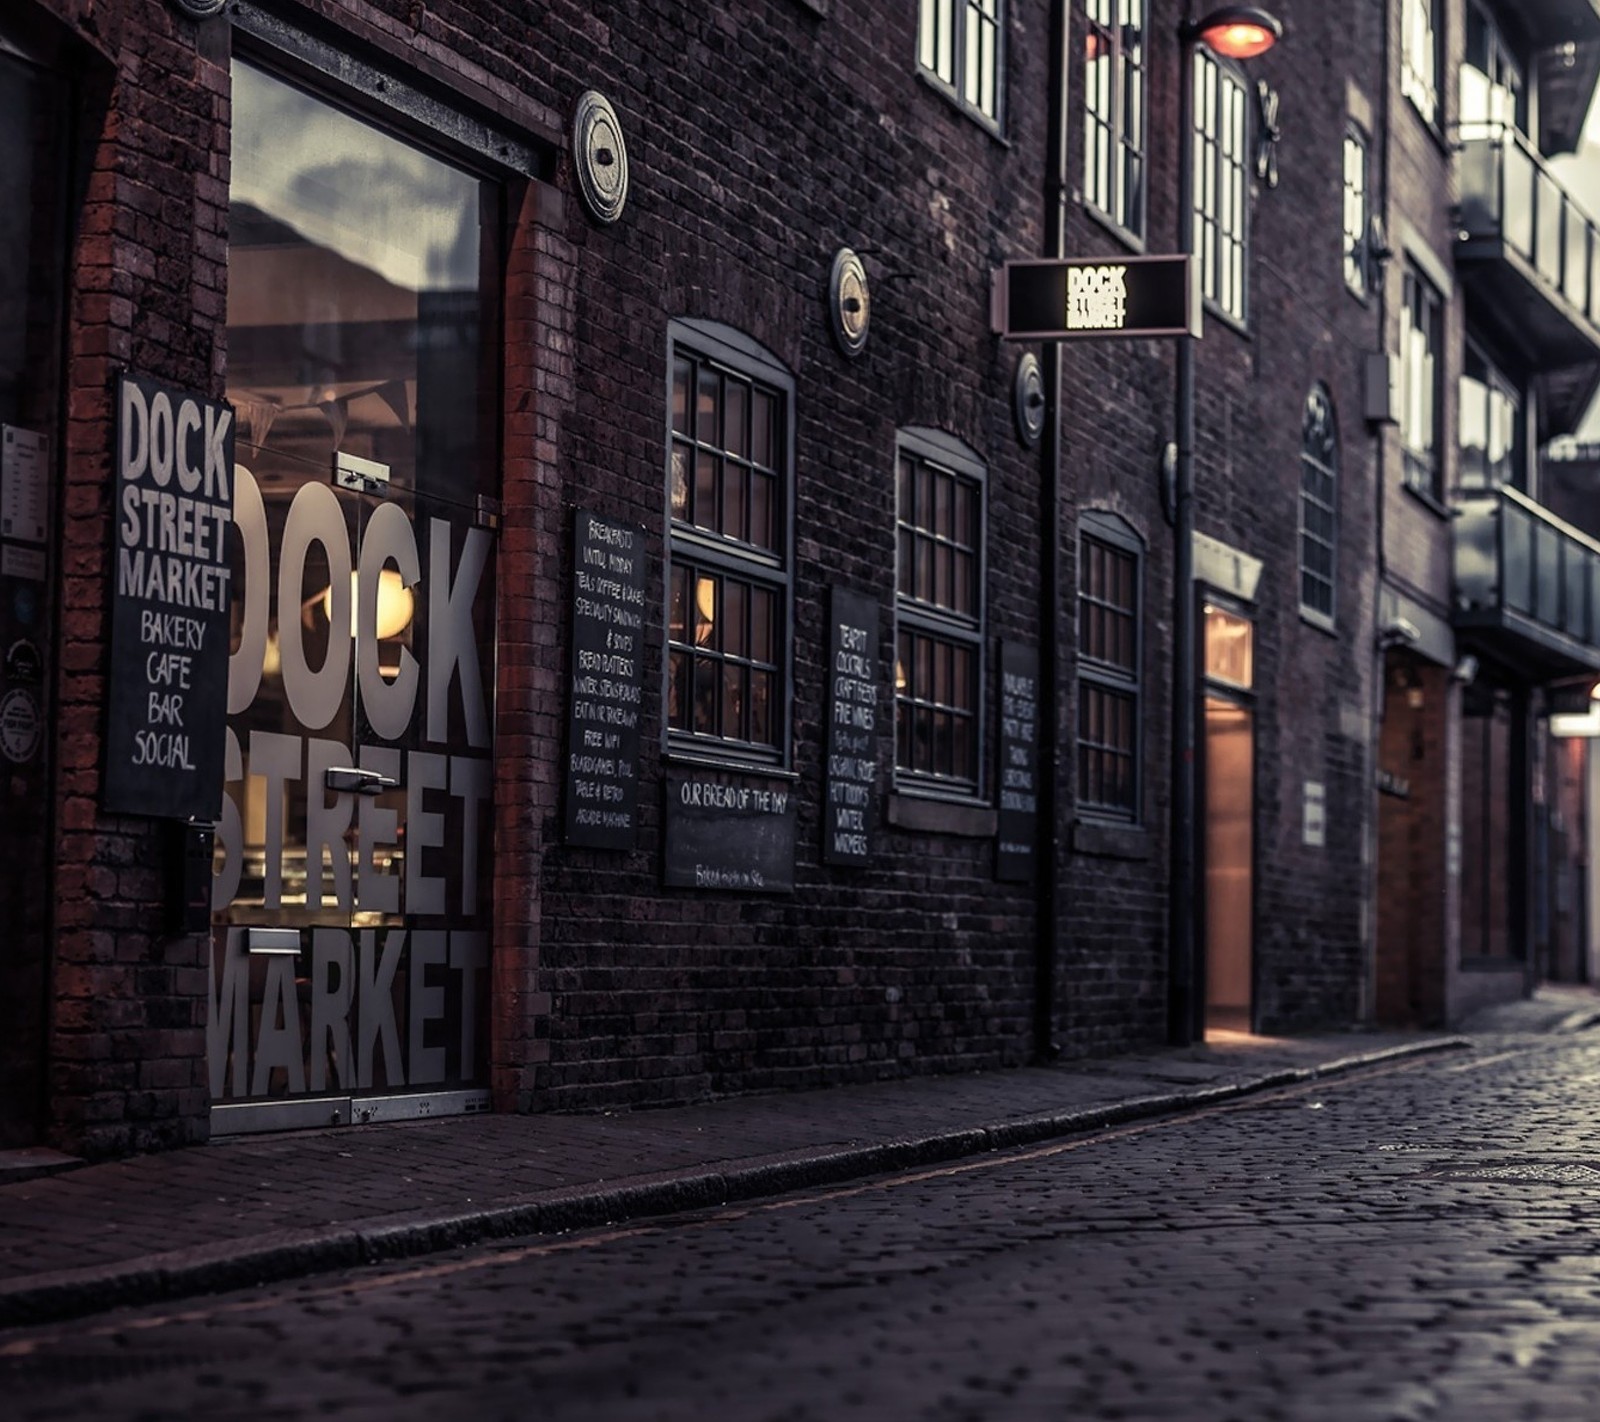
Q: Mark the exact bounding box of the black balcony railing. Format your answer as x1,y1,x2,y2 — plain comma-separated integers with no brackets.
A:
1458,124,1600,338
1454,485,1600,671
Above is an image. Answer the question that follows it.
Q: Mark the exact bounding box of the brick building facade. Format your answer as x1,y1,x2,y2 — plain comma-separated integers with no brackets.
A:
1,0,1593,1157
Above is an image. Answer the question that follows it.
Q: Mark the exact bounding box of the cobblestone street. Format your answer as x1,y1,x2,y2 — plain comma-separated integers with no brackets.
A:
7,1028,1600,1419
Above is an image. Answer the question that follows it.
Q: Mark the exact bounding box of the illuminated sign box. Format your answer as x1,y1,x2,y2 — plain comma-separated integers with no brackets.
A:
993,255,1201,341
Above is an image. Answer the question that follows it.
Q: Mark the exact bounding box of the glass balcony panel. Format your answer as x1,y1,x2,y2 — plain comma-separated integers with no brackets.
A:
1567,213,1590,317
1502,503,1533,614
1535,520,1563,623
1458,136,1501,236
1503,138,1536,258
1537,171,1565,285
1566,549,1589,639
1453,498,1501,613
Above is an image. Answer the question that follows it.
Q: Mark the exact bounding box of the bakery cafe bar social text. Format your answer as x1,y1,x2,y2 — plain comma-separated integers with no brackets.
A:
104,374,237,818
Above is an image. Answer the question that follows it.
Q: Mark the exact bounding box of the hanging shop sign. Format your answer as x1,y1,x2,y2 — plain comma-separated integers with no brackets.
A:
996,641,1040,883
823,586,880,866
103,372,235,820
992,255,1201,341
564,509,647,849
663,765,797,892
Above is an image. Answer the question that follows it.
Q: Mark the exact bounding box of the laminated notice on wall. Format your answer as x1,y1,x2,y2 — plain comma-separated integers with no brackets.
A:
1,425,47,544
102,373,235,820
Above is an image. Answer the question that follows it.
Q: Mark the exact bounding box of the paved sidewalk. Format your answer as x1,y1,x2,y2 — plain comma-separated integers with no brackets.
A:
0,1027,1483,1328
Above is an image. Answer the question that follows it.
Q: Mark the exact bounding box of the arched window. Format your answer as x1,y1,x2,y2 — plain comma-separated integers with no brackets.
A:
665,320,793,767
894,428,986,797
1299,385,1338,627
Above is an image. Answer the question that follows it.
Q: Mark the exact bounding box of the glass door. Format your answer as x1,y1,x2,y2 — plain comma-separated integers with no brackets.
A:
210,60,499,1132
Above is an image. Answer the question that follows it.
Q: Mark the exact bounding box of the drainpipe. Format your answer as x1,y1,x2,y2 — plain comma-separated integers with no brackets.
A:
1035,0,1069,1062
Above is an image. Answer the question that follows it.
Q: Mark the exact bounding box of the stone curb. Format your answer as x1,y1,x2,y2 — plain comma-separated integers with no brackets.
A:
0,1036,1469,1329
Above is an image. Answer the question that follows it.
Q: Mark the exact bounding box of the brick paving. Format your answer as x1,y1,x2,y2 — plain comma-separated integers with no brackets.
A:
5,1005,1600,1420
0,1022,1485,1327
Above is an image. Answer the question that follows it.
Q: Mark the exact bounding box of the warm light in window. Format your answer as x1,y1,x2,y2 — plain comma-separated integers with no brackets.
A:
320,568,415,641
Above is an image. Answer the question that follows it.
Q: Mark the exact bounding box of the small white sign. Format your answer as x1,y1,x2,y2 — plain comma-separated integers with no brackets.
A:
1,425,48,543
1,544,46,581
1302,779,1326,848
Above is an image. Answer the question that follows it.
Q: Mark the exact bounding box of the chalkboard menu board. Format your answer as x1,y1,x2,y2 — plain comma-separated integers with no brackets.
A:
663,766,796,891
996,641,1040,883
103,373,234,820
564,509,647,849
823,586,880,866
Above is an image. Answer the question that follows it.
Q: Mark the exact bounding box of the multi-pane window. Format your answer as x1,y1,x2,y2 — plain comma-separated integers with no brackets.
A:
1400,266,1444,499
666,326,789,765
1083,0,1146,238
1299,386,1338,627
1401,0,1440,126
1460,343,1523,492
1462,0,1523,136
918,0,1003,127
1193,50,1249,323
1077,513,1141,821
895,434,985,794
1342,128,1369,297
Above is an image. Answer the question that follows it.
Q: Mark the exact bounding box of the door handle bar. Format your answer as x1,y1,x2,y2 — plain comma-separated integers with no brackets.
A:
324,766,402,796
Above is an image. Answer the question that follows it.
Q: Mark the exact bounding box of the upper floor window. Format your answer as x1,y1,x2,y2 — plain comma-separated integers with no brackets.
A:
1462,0,1524,137
1077,512,1142,822
1192,49,1249,324
1401,0,1440,126
1299,386,1338,628
666,323,791,767
1083,0,1146,239
919,0,1004,128
1460,342,1524,492
1342,128,1370,297
895,431,985,797
1400,265,1444,501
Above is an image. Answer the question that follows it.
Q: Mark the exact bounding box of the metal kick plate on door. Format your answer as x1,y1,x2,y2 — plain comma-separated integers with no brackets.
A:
246,926,302,956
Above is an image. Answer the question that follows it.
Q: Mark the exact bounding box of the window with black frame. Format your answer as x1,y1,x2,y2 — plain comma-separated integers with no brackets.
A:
1077,512,1141,822
1193,48,1249,323
1083,0,1146,240
1460,342,1523,492
1400,265,1444,499
895,433,985,796
1299,386,1338,628
665,325,790,768
917,0,1004,128
1342,127,1369,298
1402,0,1441,127
1462,0,1523,137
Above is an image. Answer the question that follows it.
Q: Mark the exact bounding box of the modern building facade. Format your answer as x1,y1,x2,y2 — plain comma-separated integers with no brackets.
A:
1373,0,1600,1026
2,0,1595,1157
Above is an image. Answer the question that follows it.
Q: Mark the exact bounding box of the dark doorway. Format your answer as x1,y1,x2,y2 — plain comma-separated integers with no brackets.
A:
0,45,68,1146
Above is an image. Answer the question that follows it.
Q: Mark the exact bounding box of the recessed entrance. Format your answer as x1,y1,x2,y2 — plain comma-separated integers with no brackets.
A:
1202,602,1255,1035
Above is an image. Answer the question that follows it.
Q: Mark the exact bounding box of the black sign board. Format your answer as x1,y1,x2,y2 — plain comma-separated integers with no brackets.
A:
996,641,1040,883
663,766,796,892
564,509,647,848
823,587,880,866
993,256,1200,341
103,373,234,820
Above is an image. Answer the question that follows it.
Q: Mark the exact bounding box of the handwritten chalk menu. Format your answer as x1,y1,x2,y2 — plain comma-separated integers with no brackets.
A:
824,587,880,866
564,509,647,848
663,766,796,891
103,373,235,820
996,641,1040,883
